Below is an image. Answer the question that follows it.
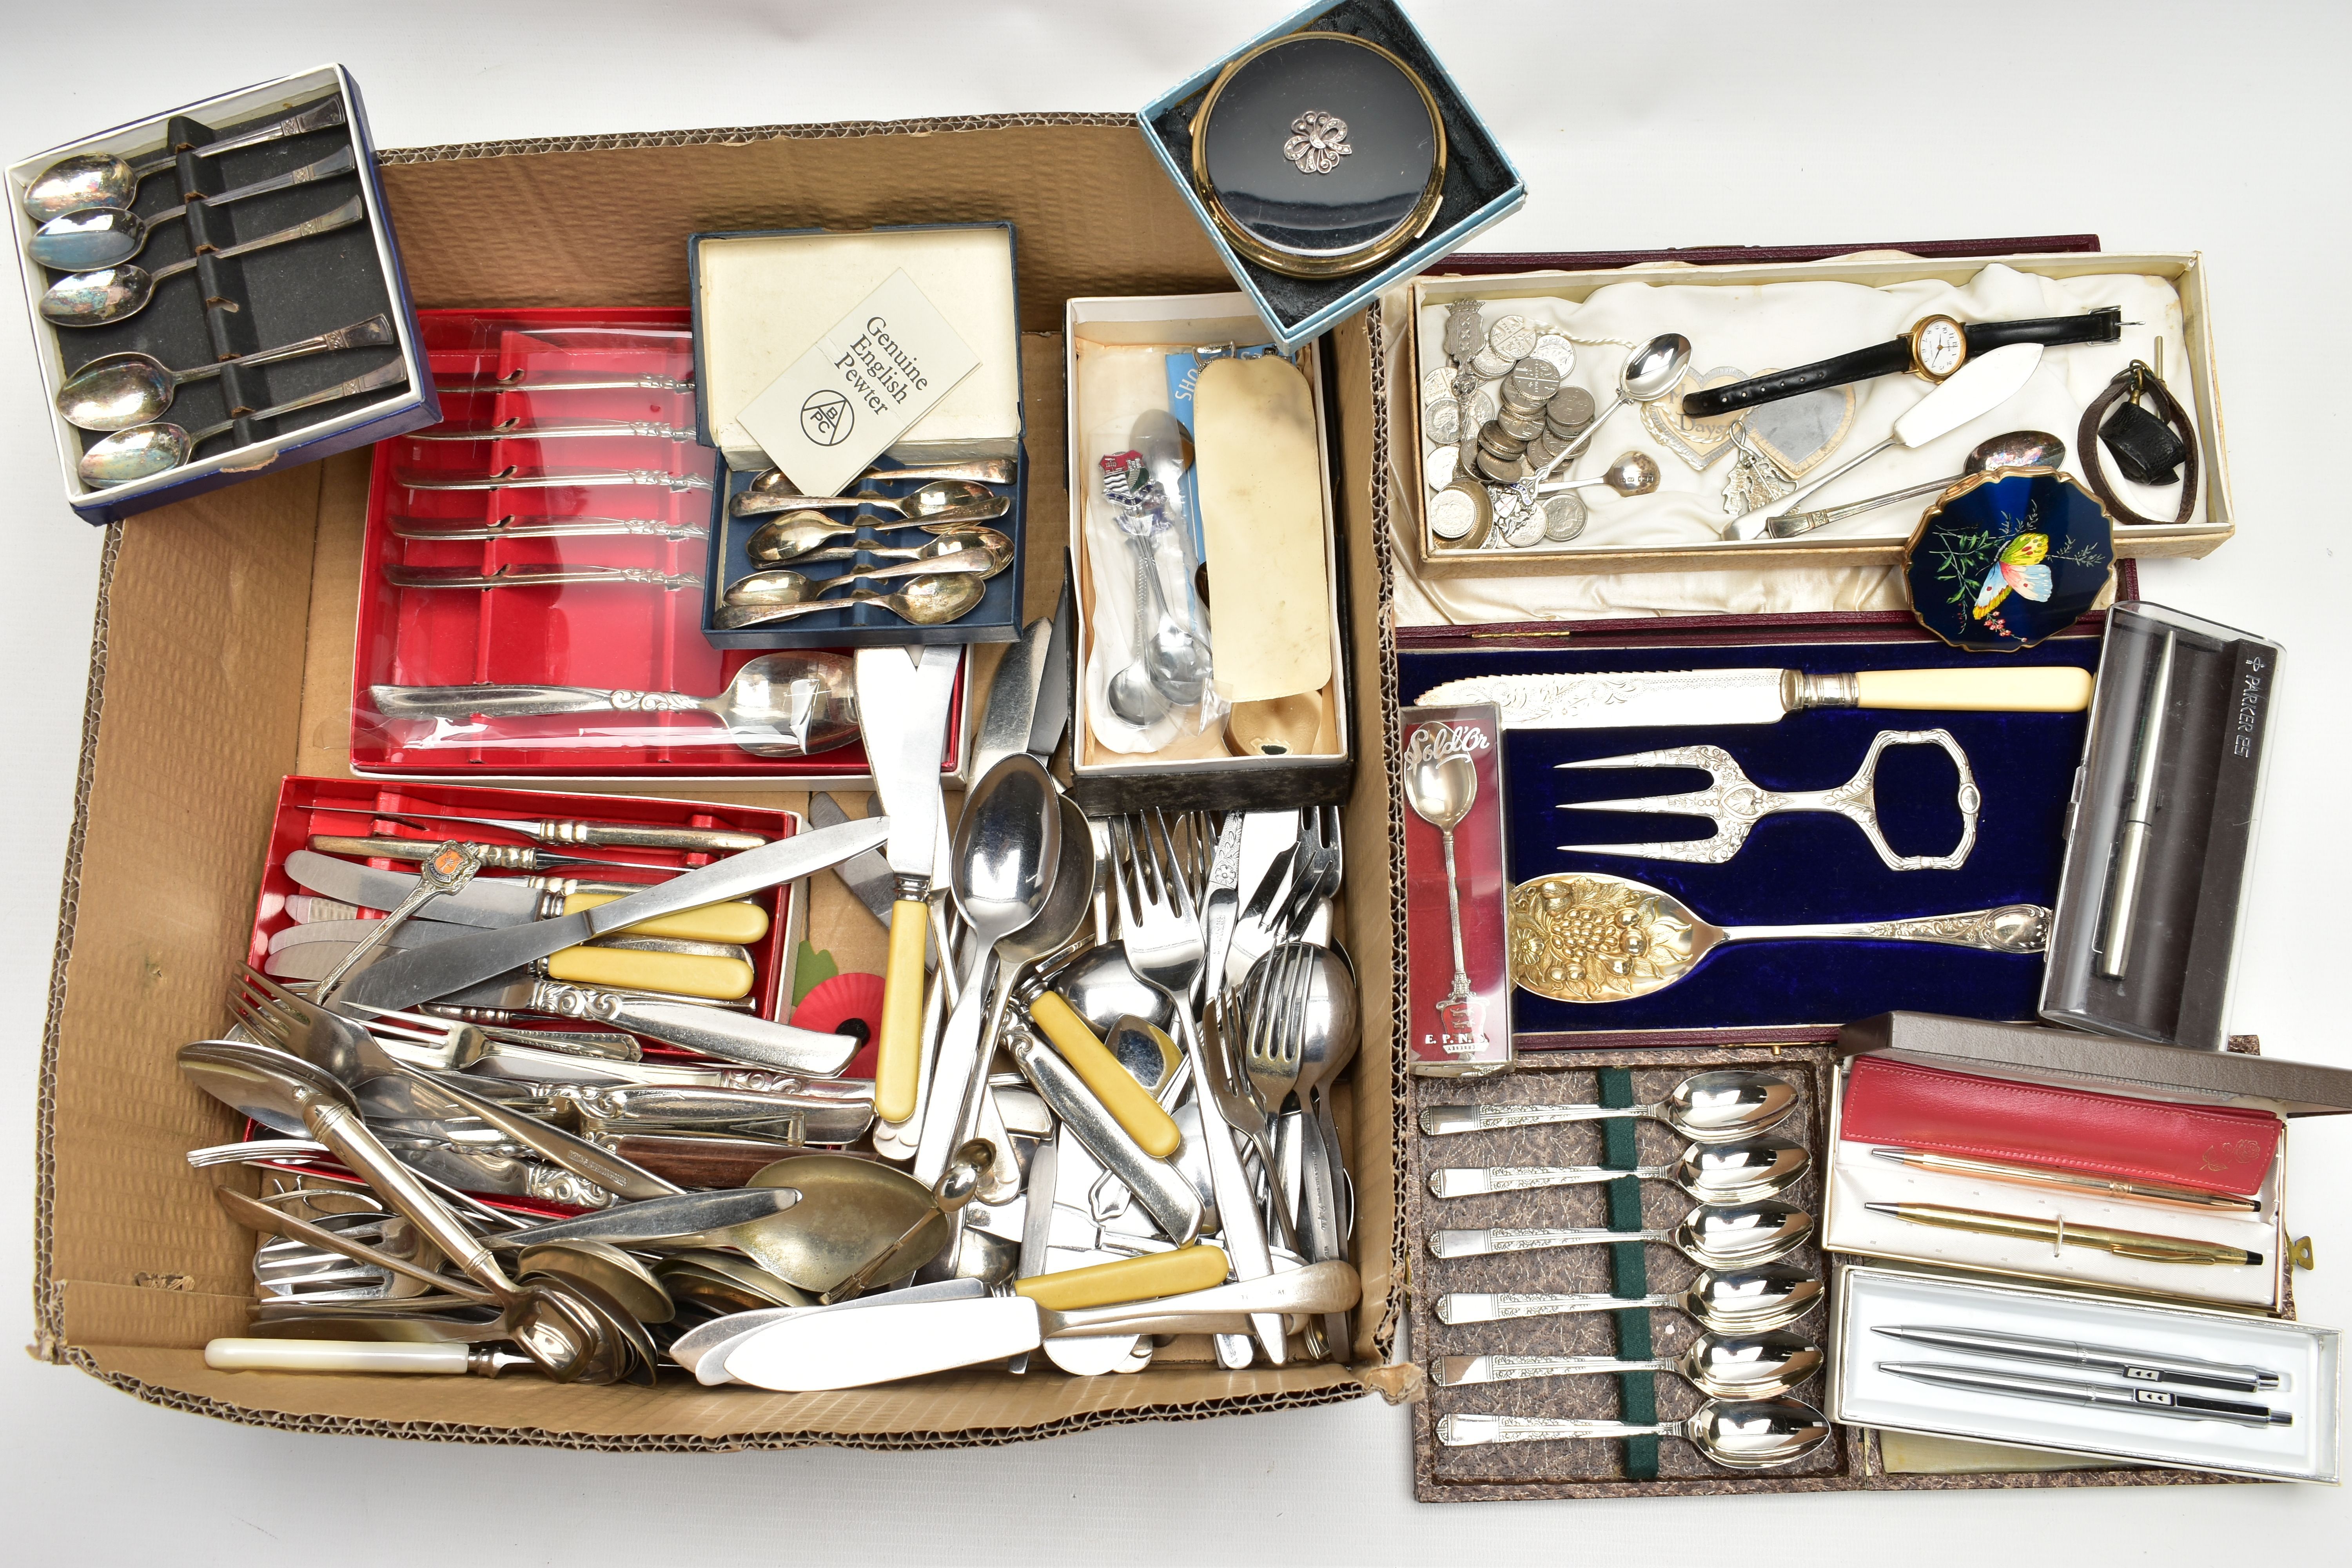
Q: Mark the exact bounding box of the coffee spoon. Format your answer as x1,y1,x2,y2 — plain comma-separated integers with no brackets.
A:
23,97,349,221
55,313,394,430
1437,1398,1833,1469
1765,429,2067,539
792,527,1012,570
1435,1329,1826,1399
730,477,1006,523
1421,1069,1797,1144
722,548,999,609
28,146,358,270
745,507,1000,566
1428,1198,1813,1267
40,195,367,326
1437,1262,1824,1333
78,358,409,487
1555,334,1691,471
1430,1134,1811,1204
1546,450,1661,500
711,571,987,631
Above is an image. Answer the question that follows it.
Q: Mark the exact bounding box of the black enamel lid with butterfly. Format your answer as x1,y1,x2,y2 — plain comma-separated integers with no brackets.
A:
1188,31,1447,279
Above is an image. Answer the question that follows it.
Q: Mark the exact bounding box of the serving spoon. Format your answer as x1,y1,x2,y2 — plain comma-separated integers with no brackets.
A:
1437,1262,1825,1334
1420,1069,1797,1144
28,145,358,270
1765,428,2067,539
55,313,394,431
1430,1198,1814,1267
730,477,1007,523
1436,1328,1826,1399
77,358,409,487
711,571,987,631
40,194,367,326
1437,1398,1833,1469
1429,1133,1812,1205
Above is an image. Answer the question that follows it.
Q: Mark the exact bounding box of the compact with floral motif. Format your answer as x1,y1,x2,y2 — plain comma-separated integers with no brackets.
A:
1905,467,2115,652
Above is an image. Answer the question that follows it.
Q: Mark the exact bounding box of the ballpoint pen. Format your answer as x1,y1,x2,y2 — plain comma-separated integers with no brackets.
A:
1873,1325,2279,1392
2097,627,2175,978
1878,1362,2290,1427
1863,1202,2262,1266
1867,1145,2262,1213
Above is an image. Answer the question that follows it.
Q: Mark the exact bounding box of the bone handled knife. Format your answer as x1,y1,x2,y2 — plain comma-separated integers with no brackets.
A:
1415,664,2092,729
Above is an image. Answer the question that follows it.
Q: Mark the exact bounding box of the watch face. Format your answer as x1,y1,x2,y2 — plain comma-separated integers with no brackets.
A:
1914,317,1966,379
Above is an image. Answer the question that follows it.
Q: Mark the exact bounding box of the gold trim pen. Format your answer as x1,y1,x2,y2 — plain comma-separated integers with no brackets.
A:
1867,1146,2262,1213
1863,1202,2262,1266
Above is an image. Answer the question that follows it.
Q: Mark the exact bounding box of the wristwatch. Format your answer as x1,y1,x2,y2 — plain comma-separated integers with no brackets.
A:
1682,307,2122,418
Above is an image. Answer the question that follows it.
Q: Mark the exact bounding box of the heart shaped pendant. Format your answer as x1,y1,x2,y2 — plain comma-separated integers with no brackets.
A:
1641,367,1746,471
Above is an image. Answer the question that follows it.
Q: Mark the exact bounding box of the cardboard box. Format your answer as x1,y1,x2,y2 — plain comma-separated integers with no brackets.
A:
31,116,1399,1446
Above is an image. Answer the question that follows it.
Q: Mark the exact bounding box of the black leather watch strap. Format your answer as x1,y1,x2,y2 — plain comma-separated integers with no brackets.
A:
1683,307,2125,419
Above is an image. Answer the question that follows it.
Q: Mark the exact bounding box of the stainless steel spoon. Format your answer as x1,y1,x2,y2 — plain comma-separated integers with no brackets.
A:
40,195,367,326
1437,1397,1833,1468
1435,1329,1826,1399
1429,1198,1813,1267
78,358,410,487
22,97,349,221
730,478,1007,522
711,571,987,631
1437,1262,1824,1333
54,313,394,431
28,145,358,270
1047,946,1176,1037
1429,1134,1811,1204
1766,428,2067,539
1421,1069,1797,1144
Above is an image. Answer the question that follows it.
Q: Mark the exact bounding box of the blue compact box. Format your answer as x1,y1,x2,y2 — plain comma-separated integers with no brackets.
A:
10,64,437,525
1138,0,1525,352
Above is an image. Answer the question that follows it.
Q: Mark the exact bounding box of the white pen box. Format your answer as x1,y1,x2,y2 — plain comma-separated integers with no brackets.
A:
1403,251,2229,578
1831,1266,2341,1484
1062,292,1352,813
689,223,1022,478
1826,1013,2352,1314
10,63,436,524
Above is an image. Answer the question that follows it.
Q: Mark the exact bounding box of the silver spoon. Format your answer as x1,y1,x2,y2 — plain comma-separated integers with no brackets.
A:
730,478,1007,522
711,572,988,630
1766,428,2067,539
1435,1329,1826,1399
1543,449,1661,499
1421,1069,1797,1144
28,146,358,270
22,97,350,222
1047,946,1176,1037
1106,528,1214,722
1437,1262,1824,1334
1551,333,1691,472
747,459,1013,494
54,313,394,431
39,194,367,327
745,510,985,566
722,547,1000,607
791,527,1012,570
1429,1198,1814,1267
1437,1397,1833,1469
78,358,409,488
1429,1133,1811,1204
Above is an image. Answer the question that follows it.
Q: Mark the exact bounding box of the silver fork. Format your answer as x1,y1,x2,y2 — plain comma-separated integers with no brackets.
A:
1110,812,1284,1365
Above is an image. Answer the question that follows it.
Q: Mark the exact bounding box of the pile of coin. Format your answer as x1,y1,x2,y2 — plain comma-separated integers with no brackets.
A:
1425,303,1597,546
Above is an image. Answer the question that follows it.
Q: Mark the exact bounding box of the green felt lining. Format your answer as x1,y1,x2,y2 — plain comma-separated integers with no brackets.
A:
1599,1067,1659,1480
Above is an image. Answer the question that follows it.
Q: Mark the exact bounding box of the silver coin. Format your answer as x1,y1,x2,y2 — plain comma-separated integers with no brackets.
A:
1476,421,1525,458
1428,481,1485,542
1463,387,1497,426
1424,443,1459,490
1475,449,1528,483
1527,430,1568,467
1542,492,1589,542
1421,366,1456,401
1498,408,1547,443
1443,302,1485,361
1506,357,1563,404
1529,334,1577,377
1470,347,1514,380
1423,397,1463,444
1487,313,1537,361
1548,385,1597,425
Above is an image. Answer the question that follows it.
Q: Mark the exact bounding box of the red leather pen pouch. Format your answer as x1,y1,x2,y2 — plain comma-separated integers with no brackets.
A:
1840,1056,2281,1198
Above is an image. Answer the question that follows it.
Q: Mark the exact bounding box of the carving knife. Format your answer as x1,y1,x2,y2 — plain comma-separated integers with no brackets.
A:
856,645,963,1127
284,850,770,942
1415,664,2092,729
333,815,889,1013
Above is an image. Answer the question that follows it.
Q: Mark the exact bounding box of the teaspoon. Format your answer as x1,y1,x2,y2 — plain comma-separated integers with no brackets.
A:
28,146,358,270
746,509,983,566
1435,1328,1826,1399
22,97,349,221
1428,1198,1813,1267
40,194,367,326
730,477,1005,522
1430,1134,1811,1205
786,526,1012,570
1548,333,1691,475
1766,428,2067,539
1543,450,1661,500
722,547,1000,608
78,358,410,488
1421,1069,1797,1144
712,571,987,631
747,458,1013,494
1437,1398,1833,1469
1437,1262,1824,1333
54,313,395,431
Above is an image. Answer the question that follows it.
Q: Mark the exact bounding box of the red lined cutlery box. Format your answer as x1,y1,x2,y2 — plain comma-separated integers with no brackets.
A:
347,308,967,788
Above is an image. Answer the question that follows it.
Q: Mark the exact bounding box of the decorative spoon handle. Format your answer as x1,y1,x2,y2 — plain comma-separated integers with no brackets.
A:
435,374,694,394
368,682,693,720
1438,1353,1671,1384
182,356,410,444
405,420,699,443
149,194,367,283
1768,469,1964,539
1722,903,2049,954
390,514,703,542
129,97,350,178
1436,1290,1674,1324
1421,1101,1658,1134
1438,1414,1673,1446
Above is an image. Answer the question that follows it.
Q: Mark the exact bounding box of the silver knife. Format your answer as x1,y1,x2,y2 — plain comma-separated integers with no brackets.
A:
1027,569,1075,762
806,793,896,928
434,976,859,1076
855,646,962,1129
288,850,603,929
969,616,1051,786
1413,665,2094,730
333,816,889,1013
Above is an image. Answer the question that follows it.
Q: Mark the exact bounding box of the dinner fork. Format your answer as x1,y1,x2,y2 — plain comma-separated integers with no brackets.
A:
1109,813,1284,1364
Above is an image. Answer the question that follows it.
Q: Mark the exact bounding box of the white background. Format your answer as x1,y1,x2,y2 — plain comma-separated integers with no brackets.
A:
3,2,2346,1558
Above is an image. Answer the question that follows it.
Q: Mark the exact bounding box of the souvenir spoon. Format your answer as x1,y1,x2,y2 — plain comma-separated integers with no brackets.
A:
40,194,367,326
27,146,358,270
746,458,1013,494
1437,1398,1833,1469
730,478,1006,522
1437,1262,1824,1333
1429,1198,1814,1267
1429,1134,1811,1204
22,97,350,221
54,313,394,431
1435,1329,1826,1399
721,548,999,610
1509,870,2048,1005
1421,1069,1797,1143
1543,450,1661,500
1765,428,2067,539
711,571,986,631
78,358,410,487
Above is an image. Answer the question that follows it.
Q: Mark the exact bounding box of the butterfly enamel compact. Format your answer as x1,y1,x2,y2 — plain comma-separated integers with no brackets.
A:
1904,467,2115,652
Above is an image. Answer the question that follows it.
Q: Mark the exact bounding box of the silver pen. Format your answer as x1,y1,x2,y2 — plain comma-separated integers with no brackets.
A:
1874,1324,2278,1392
2097,628,2175,977
1878,1361,2288,1427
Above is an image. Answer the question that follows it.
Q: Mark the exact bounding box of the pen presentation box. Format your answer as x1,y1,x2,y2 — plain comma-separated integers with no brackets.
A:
1403,250,2230,578
8,64,437,524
